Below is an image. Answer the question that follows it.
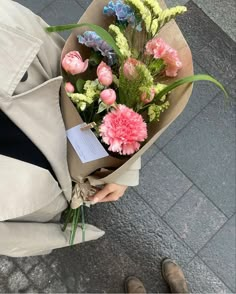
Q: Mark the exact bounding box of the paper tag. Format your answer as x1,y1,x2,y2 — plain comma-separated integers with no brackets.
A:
66,124,109,163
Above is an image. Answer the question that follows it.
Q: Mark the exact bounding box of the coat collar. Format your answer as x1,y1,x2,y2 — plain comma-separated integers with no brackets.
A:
0,23,43,97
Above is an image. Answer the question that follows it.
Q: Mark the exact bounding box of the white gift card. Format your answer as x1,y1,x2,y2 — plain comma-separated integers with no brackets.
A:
66,124,109,163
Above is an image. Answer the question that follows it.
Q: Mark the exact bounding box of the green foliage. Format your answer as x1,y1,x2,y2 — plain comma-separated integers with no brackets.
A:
119,63,153,109
148,101,170,122
148,59,165,76
76,79,86,93
46,23,122,58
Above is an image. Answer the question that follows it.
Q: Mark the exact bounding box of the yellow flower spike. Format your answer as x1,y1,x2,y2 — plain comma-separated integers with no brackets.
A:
125,0,152,32
158,6,187,29
151,19,159,36
109,24,131,58
143,0,162,16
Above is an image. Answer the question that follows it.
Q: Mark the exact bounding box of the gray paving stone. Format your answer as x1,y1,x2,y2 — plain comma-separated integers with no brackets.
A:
75,0,92,10
156,62,220,148
39,0,84,40
28,262,55,289
164,186,227,252
8,270,30,292
194,0,236,42
134,152,192,216
141,144,159,167
176,1,236,83
88,198,194,270
199,215,236,292
197,37,236,85
42,278,68,293
13,0,55,14
44,235,169,293
184,256,231,293
165,0,188,7
163,80,236,217
0,256,14,275
15,256,40,273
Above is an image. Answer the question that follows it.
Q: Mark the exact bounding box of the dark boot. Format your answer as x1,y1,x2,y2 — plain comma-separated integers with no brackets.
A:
161,258,189,293
124,276,147,293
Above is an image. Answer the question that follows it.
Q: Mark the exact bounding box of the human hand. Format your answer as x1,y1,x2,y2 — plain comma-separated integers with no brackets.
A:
88,183,128,203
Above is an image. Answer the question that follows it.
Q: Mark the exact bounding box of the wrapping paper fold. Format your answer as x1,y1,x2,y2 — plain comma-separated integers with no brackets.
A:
60,0,193,184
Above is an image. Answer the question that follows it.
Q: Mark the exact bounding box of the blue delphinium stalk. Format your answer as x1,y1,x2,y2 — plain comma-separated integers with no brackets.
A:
78,31,117,65
104,0,142,31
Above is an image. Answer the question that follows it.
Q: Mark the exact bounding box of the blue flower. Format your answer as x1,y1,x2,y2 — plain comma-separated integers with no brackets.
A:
104,0,142,31
77,31,117,65
104,0,133,22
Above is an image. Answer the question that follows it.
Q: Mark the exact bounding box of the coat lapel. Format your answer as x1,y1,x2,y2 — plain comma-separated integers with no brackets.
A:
0,78,72,201
0,23,72,202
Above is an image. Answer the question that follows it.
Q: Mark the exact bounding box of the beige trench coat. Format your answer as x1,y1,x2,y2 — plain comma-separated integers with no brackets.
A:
0,0,140,257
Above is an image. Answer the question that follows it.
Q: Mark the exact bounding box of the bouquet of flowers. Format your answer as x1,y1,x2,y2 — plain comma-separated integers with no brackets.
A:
47,0,226,245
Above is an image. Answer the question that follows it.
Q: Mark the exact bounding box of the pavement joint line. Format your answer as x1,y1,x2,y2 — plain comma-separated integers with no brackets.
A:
37,0,56,15
195,213,236,256
196,254,234,293
75,0,86,12
38,255,65,283
158,63,235,152
161,149,232,219
142,149,161,168
161,183,194,219
132,188,196,259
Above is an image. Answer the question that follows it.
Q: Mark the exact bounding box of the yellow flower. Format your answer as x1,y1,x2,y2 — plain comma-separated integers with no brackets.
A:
148,101,170,122
143,0,162,16
158,6,187,28
154,83,168,102
125,0,152,32
109,24,131,58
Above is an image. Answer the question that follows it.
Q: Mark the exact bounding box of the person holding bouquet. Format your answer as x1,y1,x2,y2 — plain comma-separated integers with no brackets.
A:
0,0,139,257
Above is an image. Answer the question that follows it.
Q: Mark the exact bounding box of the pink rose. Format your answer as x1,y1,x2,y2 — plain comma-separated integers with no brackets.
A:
141,88,155,104
65,82,75,93
123,58,140,80
62,51,89,75
97,61,113,86
100,89,116,105
145,38,182,77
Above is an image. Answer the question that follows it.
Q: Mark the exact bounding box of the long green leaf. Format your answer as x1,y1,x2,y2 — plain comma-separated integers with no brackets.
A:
46,23,122,58
155,74,228,101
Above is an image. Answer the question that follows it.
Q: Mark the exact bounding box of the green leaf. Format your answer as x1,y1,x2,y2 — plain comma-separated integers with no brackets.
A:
97,102,107,114
155,74,228,101
76,79,86,93
46,23,122,58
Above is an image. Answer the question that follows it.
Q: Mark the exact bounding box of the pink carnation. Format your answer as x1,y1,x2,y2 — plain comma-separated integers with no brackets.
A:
99,105,147,155
145,37,182,77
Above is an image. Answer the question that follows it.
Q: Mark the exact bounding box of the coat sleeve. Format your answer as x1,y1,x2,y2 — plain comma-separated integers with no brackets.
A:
110,157,141,186
0,222,104,257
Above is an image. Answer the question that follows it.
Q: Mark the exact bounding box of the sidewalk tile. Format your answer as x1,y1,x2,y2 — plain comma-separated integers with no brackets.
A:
184,257,231,293
39,0,84,39
199,215,236,292
8,270,30,292
164,186,227,252
156,62,220,148
134,152,192,216
194,0,236,42
0,256,14,276
14,0,54,14
163,80,235,217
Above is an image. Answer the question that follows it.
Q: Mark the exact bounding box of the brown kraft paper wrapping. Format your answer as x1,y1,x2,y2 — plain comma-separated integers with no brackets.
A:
60,0,193,184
